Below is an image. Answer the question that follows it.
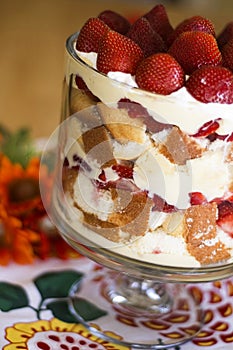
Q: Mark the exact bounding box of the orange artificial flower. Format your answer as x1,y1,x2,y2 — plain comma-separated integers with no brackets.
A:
0,154,80,265
0,155,43,216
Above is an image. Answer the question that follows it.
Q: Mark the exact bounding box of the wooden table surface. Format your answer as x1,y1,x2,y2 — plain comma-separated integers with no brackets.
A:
0,0,232,138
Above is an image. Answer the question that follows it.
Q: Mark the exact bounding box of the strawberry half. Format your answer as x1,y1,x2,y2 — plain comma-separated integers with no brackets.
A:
168,15,215,45
127,17,166,57
189,192,207,205
169,31,222,74
217,200,233,235
112,164,134,179
76,17,109,52
217,21,233,48
96,30,144,75
192,119,220,137
135,53,185,95
222,38,233,72
186,66,233,104
143,4,174,44
98,10,131,35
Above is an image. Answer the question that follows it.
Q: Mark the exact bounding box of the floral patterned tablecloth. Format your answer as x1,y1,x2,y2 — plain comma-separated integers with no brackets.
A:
0,257,233,350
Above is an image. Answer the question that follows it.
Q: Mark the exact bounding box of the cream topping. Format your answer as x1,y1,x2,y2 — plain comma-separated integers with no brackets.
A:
72,50,233,135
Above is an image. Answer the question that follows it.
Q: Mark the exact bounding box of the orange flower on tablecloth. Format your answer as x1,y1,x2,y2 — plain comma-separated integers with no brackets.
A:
4,318,129,350
0,155,80,265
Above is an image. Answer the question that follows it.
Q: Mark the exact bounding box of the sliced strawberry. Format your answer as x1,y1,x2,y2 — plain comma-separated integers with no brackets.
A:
95,178,138,192
186,66,233,104
118,98,171,132
217,21,233,48
207,132,228,142
127,17,166,57
143,4,174,44
169,31,222,74
98,169,106,182
227,132,233,142
168,15,215,45
76,17,110,52
96,30,144,75
144,116,172,133
152,194,177,213
112,164,134,179
192,119,220,137
222,38,233,72
135,53,185,95
118,98,149,118
217,200,233,235
189,192,207,205
98,10,131,35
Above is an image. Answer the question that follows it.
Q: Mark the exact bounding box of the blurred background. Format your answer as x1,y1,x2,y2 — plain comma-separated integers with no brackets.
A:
0,0,232,139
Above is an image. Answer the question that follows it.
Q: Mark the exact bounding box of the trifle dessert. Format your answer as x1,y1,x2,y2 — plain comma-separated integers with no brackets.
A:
61,4,233,267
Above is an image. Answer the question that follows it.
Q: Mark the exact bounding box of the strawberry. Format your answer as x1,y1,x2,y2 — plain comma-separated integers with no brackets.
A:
118,98,150,118
189,192,207,205
217,200,233,235
135,53,185,95
169,31,222,75
96,30,144,75
143,4,174,43
152,194,177,213
192,119,220,137
222,38,233,72
186,66,233,104
144,116,172,133
127,17,166,57
98,10,131,35
168,15,215,45
112,164,134,179
76,17,109,52
217,21,233,49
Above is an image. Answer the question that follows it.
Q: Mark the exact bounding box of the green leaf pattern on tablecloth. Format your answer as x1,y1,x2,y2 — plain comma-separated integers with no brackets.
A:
0,269,107,323
34,270,83,299
0,282,29,311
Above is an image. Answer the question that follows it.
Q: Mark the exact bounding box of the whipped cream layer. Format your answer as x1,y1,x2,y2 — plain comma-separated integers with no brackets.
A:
71,50,233,135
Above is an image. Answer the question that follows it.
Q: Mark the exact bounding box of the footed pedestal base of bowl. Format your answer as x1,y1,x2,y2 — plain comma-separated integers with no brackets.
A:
68,269,203,349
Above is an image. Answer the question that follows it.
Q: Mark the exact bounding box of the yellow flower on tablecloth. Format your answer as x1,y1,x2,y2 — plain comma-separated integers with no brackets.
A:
4,318,129,350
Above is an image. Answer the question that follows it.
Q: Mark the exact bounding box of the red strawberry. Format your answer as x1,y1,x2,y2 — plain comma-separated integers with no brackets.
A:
76,17,109,52
192,119,220,137
143,4,174,44
217,200,233,235
168,15,215,45
169,31,222,74
222,38,233,72
118,98,150,118
127,17,166,57
135,53,185,95
186,66,233,104
98,10,131,35
189,192,207,205
112,164,133,179
152,194,177,213
217,21,233,48
96,30,144,75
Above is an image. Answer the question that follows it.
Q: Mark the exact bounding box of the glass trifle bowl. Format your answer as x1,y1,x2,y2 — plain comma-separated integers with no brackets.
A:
40,27,233,349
